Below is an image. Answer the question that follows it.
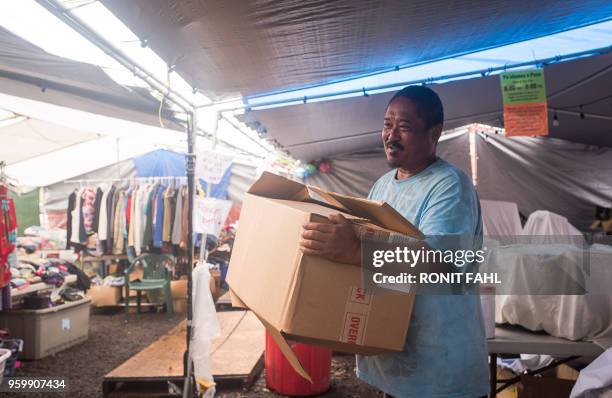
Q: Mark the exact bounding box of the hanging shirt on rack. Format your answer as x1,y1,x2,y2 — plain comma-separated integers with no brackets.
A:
113,189,126,255
153,185,165,248
172,185,183,245
98,187,110,242
66,190,76,249
142,184,157,251
134,186,148,255
71,188,84,245
0,186,17,288
92,187,103,233
128,186,137,249
81,187,96,235
123,187,133,244
107,186,118,253
180,186,189,249
163,187,176,243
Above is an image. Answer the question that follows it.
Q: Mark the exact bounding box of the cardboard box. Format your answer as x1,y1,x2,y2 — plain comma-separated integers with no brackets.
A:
519,374,575,398
227,172,420,380
87,285,122,307
171,279,188,299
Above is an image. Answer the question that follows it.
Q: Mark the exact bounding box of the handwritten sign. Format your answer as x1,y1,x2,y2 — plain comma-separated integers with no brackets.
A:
196,150,232,184
194,197,232,237
500,70,548,137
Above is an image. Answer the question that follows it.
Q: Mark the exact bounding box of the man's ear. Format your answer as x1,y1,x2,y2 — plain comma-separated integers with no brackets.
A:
429,124,443,144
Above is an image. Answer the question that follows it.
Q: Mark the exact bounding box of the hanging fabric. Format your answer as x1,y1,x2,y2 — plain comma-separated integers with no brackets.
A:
62,177,192,257
0,163,17,289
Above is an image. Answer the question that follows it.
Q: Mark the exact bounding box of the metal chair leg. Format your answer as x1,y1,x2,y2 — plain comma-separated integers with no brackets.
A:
124,284,129,322
165,284,174,320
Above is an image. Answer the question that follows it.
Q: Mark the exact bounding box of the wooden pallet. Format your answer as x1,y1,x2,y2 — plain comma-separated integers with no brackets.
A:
103,311,264,397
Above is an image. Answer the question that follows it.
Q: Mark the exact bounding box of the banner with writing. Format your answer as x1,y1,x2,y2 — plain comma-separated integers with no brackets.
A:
196,150,233,184
194,197,232,237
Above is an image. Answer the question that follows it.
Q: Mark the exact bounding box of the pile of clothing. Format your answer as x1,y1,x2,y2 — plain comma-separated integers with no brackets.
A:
17,226,67,253
90,274,124,287
10,258,90,292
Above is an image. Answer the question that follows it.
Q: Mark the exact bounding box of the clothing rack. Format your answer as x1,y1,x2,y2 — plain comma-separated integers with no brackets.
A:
64,176,188,184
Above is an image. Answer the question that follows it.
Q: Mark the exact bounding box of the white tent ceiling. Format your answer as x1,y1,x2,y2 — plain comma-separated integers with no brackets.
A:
0,25,182,129
0,117,99,165
0,92,191,190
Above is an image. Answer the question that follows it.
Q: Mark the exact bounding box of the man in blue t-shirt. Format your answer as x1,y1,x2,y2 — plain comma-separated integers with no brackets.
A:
300,86,489,398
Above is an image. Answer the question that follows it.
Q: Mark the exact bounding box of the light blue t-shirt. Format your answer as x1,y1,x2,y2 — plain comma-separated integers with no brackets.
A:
356,158,489,398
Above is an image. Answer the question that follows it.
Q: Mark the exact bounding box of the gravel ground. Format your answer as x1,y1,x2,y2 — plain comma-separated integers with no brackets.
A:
5,308,182,398
218,354,381,398
4,309,380,398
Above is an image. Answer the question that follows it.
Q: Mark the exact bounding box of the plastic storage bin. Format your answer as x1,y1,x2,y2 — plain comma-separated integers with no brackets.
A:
0,348,11,383
0,339,23,377
0,297,91,360
265,331,332,396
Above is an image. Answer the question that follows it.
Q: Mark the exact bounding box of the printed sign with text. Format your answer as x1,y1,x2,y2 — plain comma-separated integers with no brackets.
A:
194,197,233,237
196,150,233,184
500,69,548,137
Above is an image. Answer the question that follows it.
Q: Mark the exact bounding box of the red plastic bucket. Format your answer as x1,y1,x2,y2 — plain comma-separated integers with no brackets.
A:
265,331,332,396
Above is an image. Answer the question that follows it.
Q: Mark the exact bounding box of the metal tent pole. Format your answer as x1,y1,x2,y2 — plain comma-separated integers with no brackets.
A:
183,109,196,397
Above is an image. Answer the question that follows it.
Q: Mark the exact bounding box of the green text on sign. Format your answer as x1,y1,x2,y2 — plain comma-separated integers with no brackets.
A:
500,70,546,105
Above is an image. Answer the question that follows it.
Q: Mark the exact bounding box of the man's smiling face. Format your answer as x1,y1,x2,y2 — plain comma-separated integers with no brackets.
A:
382,96,441,171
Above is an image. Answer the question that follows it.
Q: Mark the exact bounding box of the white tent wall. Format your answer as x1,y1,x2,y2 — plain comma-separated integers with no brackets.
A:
227,159,259,203
306,131,471,198
42,153,259,213
0,117,99,165
308,131,612,231
42,157,137,213
243,52,612,161
5,135,160,191
475,133,612,231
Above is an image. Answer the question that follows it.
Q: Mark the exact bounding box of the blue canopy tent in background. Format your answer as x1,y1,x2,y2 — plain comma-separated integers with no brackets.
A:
133,149,232,200
41,148,260,222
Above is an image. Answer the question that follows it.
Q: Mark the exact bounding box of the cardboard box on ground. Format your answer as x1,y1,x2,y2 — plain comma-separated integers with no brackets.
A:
227,172,422,381
170,276,220,312
89,273,219,310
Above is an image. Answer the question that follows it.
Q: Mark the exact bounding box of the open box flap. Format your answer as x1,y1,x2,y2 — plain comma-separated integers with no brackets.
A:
229,288,248,309
327,192,423,238
248,171,310,201
230,289,313,383
249,172,421,237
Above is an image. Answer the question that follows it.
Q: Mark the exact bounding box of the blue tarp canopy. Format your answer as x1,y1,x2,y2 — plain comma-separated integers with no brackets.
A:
134,149,232,199
102,0,612,99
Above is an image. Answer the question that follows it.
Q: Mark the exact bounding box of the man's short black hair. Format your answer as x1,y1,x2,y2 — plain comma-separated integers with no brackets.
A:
388,85,444,131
